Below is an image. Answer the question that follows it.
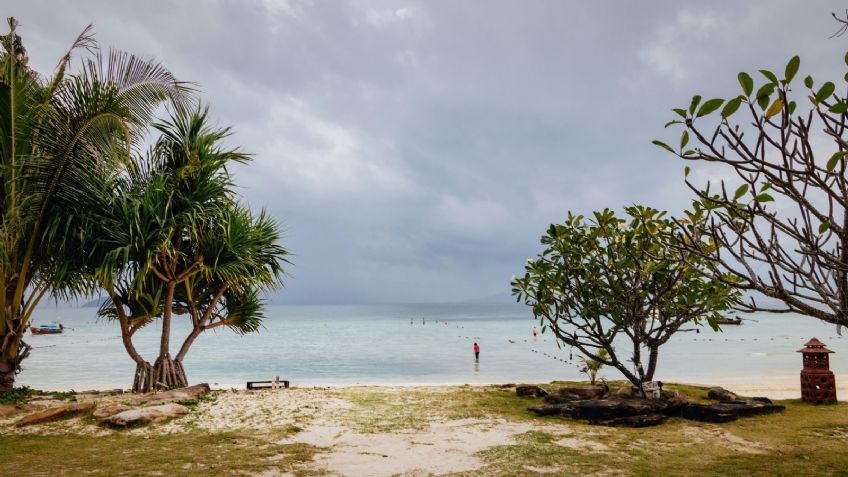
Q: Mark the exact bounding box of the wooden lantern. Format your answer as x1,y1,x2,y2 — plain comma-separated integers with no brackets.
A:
798,337,837,404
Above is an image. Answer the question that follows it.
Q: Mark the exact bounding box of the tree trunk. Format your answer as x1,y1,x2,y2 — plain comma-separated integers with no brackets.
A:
0,340,30,392
151,354,187,390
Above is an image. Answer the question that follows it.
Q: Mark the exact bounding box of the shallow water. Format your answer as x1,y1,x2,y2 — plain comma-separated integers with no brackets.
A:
17,303,848,392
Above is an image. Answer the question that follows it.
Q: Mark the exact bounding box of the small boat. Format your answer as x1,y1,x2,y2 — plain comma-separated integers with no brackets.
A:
31,322,64,335
715,316,743,325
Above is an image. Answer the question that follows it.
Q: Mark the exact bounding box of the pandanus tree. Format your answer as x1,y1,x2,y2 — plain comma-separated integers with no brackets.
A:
0,18,190,391
512,206,738,393
94,107,288,392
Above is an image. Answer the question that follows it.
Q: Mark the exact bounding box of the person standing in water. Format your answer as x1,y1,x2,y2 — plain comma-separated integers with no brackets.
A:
473,342,480,361
532,326,538,338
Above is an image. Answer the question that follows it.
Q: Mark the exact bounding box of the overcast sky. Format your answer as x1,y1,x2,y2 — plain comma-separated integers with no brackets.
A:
11,1,848,304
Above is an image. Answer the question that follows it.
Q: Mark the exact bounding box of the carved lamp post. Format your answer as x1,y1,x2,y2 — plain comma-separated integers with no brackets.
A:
798,338,837,404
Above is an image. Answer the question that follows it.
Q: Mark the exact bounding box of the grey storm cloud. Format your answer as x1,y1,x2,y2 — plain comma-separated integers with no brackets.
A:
9,1,848,303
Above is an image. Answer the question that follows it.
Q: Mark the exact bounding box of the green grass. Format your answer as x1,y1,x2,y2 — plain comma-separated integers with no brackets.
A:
0,431,322,477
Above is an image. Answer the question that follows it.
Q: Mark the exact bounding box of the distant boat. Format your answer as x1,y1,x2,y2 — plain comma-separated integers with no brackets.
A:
715,316,743,325
31,322,64,335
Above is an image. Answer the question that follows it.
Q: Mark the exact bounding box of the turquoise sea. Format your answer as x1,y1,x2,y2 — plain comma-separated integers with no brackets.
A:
17,303,848,393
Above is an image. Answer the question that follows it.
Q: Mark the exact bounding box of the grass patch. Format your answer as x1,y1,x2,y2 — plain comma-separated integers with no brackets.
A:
0,431,322,476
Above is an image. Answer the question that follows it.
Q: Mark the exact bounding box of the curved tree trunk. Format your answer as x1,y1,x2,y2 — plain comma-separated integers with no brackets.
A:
0,340,30,392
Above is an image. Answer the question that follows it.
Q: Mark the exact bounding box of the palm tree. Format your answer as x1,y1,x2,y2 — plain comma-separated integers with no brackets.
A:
95,107,289,392
0,18,192,391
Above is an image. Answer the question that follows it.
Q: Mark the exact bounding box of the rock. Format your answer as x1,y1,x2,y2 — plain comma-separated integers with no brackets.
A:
615,387,635,398
594,413,667,428
558,398,669,421
0,404,20,417
750,397,773,404
552,384,608,400
528,404,568,416
93,404,131,420
142,383,211,405
497,383,516,389
105,403,190,428
707,386,738,402
682,400,784,423
544,392,581,404
661,392,689,417
16,402,96,427
516,385,548,398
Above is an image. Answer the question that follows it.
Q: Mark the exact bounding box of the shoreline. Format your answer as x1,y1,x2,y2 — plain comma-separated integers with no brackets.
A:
19,376,845,400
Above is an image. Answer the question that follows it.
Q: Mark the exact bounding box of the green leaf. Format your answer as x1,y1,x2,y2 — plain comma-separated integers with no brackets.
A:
788,101,797,115
664,120,681,128
827,151,848,171
721,97,743,118
760,182,772,192
689,95,702,115
680,130,689,149
819,222,830,233
804,75,814,88
765,98,783,118
733,184,749,200
672,108,688,118
684,166,691,177
738,72,754,96
755,83,775,110
652,140,675,154
816,82,836,103
759,69,778,84
784,56,800,83
755,193,775,203
845,51,848,66
829,102,848,114
697,98,725,117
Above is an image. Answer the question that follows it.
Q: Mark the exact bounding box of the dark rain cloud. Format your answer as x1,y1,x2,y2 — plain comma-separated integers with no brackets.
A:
11,1,848,303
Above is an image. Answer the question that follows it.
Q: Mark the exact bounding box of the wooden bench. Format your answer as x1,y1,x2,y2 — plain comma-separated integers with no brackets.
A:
246,380,290,390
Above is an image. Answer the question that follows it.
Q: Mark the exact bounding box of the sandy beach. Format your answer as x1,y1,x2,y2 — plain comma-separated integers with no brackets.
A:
3,382,848,476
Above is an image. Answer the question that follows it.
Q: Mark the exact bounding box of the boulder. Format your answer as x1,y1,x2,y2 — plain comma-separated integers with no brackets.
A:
516,385,548,398
552,384,608,400
16,402,96,427
105,403,190,428
528,404,568,416
142,383,211,405
0,404,20,417
707,386,737,402
615,387,635,398
682,400,784,423
594,413,667,428
558,398,669,421
93,404,131,421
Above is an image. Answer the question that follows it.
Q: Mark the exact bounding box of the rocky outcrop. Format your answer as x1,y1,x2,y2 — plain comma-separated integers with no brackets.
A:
0,404,20,417
544,384,608,403
141,383,211,406
681,400,785,423
516,385,548,398
530,397,672,427
594,413,667,428
105,403,190,428
707,387,738,402
16,402,96,427
93,404,132,421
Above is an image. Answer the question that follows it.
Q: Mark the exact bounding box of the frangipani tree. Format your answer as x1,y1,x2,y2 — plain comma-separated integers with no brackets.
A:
654,52,848,326
95,107,288,392
0,18,191,391
512,206,738,393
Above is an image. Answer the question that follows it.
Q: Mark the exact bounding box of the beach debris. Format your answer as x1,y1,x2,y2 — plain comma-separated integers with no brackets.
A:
681,400,785,423
141,383,211,406
707,386,738,402
0,404,20,417
516,385,548,397
93,404,132,421
16,402,96,427
105,403,190,428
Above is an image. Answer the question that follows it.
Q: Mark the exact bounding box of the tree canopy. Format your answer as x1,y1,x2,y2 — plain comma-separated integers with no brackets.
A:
513,206,738,391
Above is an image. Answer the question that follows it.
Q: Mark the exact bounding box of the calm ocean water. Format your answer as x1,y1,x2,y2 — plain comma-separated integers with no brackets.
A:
16,303,848,392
